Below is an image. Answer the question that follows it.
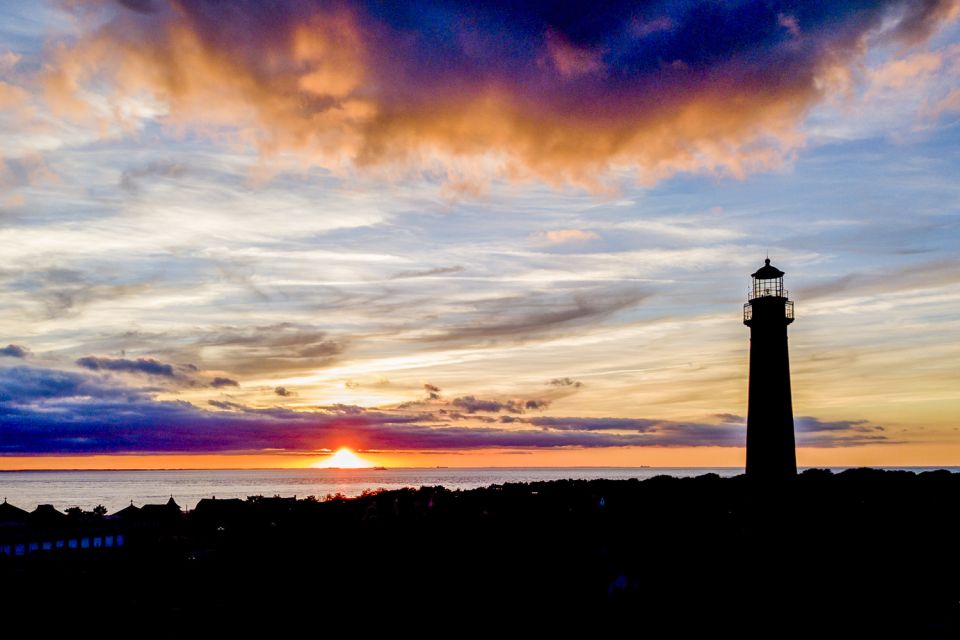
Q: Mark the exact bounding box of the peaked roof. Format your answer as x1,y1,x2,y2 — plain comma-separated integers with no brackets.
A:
112,503,141,518
0,500,29,522
752,258,785,279
30,504,67,523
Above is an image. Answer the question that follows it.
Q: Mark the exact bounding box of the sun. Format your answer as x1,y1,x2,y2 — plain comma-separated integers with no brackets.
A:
312,447,375,469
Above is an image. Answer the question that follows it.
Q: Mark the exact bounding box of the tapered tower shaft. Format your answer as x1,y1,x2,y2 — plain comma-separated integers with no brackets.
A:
743,259,796,478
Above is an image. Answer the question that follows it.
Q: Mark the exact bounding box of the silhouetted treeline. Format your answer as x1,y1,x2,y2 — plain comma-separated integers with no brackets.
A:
1,468,958,636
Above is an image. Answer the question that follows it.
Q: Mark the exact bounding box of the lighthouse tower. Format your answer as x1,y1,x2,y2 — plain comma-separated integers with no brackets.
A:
743,258,797,478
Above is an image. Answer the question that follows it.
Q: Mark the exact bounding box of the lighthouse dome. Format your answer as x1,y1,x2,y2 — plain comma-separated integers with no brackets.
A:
750,258,783,280
751,258,784,279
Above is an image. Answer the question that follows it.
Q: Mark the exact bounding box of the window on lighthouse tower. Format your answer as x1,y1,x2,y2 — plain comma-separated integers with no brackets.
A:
753,277,783,298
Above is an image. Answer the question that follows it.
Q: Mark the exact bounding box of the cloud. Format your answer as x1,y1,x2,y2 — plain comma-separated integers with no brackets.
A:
209,376,239,388
274,386,294,397
528,414,893,448
0,365,143,403
452,396,513,413
119,160,188,193
189,323,345,374
927,87,960,118
549,378,583,388
0,51,22,73
0,155,57,190
778,13,801,39
451,396,532,414
75,355,177,377
0,344,29,359
542,29,605,79
389,266,465,280
533,230,600,244
796,258,960,301
424,286,648,344
6,267,156,320
868,51,944,93
0,365,893,454
880,0,960,45
529,416,661,432
39,1,960,188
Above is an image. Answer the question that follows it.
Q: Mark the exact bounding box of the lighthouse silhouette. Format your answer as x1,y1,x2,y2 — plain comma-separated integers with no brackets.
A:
743,258,797,478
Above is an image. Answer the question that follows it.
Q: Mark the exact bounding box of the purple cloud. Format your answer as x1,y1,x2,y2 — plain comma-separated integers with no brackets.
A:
0,365,895,455
76,356,177,377
0,344,29,359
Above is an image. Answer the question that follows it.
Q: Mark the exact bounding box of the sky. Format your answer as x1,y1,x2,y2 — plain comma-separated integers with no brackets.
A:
0,0,958,469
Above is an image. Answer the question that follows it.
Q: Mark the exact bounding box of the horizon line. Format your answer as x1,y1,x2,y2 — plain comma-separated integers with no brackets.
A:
2,465,959,473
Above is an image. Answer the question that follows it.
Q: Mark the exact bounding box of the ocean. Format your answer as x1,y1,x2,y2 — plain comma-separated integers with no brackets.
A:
0,467,955,513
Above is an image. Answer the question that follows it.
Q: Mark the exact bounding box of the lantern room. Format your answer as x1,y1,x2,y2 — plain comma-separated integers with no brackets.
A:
750,258,785,299
743,258,794,325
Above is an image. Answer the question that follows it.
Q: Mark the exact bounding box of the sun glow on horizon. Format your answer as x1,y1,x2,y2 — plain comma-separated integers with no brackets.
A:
312,448,375,469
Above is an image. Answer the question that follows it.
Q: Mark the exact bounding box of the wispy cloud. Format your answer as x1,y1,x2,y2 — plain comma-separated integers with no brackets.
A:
532,230,600,244
422,286,649,345
389,266,465,280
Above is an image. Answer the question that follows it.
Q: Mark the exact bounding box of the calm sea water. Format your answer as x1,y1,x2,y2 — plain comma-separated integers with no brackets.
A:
0,467,955,513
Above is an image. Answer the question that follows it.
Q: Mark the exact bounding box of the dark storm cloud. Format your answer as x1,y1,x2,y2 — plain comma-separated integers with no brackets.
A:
209,377,239,388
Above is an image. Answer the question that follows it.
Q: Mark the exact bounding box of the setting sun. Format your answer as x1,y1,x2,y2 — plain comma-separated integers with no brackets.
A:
312,448,375,469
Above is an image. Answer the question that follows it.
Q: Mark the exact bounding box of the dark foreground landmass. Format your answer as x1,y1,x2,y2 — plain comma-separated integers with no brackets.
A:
2,468,959,636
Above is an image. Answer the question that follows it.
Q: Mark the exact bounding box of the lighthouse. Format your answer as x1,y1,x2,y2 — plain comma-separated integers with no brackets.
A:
743,258,797,478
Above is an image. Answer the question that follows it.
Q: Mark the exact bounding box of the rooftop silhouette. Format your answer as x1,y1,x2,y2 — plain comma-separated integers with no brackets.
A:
2,469,959,634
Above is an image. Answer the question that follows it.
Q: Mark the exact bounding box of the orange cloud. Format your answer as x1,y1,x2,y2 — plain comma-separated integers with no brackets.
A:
37,1,960,189
868,51,945,92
